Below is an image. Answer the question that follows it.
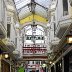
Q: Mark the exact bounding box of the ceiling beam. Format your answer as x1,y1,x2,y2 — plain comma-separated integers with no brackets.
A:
19,14,48,24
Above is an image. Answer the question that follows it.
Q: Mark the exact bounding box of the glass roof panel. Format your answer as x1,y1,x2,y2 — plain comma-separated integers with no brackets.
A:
14,0,31,9
19,6,31,19
35,0,51,8
14,0,20,3
35,5,47,18
14,0,51,20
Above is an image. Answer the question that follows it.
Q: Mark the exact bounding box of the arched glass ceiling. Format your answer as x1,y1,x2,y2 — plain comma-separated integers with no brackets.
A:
14,0,51,24
35,0,51,8
14,0,31,10
14,0,51,9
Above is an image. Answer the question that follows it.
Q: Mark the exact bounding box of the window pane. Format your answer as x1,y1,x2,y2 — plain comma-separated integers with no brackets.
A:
63,0,68,16
14,0,31,9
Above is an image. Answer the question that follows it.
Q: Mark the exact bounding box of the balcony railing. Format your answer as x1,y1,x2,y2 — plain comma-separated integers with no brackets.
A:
55,15,72,38
22,47,47,55
23,56,48,60
2,38,16,52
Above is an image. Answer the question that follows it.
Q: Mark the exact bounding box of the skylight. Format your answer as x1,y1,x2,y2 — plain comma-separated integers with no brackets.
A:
14,0,51,20
14,0,31,9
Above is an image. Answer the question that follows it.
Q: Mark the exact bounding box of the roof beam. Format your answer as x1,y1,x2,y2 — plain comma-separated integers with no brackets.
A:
20,14,48,24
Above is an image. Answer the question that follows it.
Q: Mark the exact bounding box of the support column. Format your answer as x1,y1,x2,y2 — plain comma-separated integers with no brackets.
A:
62,57,64,72
0,55,2,72
9,58,11,72
54,64,56,72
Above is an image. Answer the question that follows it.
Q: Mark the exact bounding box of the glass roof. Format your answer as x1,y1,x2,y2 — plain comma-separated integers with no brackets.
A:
14,0,31,9
14,0,51,22
35,0,51,8
14,0,50,10
14,0,51,44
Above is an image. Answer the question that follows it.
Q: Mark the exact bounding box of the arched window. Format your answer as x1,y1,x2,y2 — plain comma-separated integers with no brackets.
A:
24,25,45,44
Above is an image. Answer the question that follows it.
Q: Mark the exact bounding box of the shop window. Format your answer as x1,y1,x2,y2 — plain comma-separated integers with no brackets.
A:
7,24,11,38
56,60,62,72
64,53,69,72
63,0,68,16
51,66,55,72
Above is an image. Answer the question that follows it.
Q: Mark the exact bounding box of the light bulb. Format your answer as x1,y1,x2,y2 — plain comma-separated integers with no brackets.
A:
50,61,52,64
68,37,72,43
5,54,9,58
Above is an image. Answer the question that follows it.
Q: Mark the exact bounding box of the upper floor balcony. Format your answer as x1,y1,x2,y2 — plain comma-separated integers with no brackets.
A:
50,37,60,52
55,15,72,39
22,46,48,60
0,22,7,38
0,0,7,38
23,55,48,61
2,38,16,52
22,47,47,55
13,50,20,59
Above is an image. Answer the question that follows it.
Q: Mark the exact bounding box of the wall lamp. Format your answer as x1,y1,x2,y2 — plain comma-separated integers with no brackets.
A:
0,51,9,59
4,53,9,58
49,61,52,64
66,35,72,44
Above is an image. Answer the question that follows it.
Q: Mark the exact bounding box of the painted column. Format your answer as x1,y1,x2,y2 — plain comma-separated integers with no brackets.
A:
0,55,2,72
54,64,56,72
62,57,64,72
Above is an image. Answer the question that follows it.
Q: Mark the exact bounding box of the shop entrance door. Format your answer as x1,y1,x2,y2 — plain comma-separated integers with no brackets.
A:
1,60,10,72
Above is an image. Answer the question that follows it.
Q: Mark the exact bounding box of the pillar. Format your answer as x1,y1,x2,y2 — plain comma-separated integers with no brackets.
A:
62,57,64,72
0,55,2,72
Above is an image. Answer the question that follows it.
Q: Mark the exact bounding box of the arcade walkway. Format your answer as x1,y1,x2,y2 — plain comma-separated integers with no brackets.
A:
0,0,72,72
